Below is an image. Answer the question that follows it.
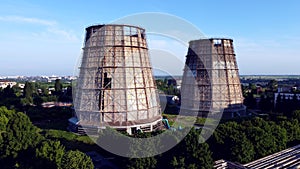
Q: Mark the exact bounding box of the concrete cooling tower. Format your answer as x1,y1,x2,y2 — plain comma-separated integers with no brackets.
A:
181,38,246,118
74,24,162,135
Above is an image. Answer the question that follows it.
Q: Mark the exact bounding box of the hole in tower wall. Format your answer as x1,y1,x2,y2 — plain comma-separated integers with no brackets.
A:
104,72,112,89
213,39,222,46
141,32,145,39
123,26,131,36
130,27,138,38
130,34,139,38
224,40,231,47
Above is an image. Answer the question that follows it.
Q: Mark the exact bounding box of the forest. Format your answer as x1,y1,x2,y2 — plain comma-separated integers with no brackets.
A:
1,104,300,168
1,79,300,168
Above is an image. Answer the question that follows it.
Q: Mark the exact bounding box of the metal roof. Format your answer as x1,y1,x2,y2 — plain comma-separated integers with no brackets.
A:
244,144,300,169
214,144,300,169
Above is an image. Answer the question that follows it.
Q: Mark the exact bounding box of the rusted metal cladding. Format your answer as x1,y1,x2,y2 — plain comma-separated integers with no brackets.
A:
74,24,162,133
181,38,246,118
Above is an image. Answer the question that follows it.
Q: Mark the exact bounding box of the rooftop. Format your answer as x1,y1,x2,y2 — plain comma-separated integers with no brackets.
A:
214,144,300,169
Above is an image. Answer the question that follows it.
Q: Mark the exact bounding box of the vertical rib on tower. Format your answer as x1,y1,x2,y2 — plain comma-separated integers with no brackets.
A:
74,24,162,134
181,38,246,118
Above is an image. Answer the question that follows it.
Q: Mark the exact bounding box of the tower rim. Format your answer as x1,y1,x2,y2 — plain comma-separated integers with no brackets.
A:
189,38,233,44
85,24,145,32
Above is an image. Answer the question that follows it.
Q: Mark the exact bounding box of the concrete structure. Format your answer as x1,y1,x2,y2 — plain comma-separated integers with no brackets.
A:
181,38,246,118
214,144,300,169
74,24,162,135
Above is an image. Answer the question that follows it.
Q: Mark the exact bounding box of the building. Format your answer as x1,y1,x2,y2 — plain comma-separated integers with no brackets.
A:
181,38,246,118
0,81,17,89
73,24,162,135
274,92,300,107
214,144,300,169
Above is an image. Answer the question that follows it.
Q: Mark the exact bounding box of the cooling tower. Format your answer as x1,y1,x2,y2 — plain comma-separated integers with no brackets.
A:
74,24,162,134
181,38,246,118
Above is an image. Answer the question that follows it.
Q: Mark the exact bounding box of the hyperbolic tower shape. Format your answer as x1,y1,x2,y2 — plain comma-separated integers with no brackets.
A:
181,38,246,118
74,24,162,134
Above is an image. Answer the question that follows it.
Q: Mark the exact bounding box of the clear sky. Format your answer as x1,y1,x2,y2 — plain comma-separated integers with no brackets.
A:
0,0,300,76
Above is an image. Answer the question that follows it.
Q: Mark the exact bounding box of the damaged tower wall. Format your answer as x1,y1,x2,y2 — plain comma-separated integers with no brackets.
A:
181,38,246,118
74,24,162,134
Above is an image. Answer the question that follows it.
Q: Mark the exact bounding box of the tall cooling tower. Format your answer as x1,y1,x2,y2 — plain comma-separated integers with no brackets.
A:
181,38,246,118
74,24,162,134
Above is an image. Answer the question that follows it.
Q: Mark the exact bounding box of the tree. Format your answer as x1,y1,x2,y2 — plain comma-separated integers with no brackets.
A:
243,118,287,158
66,86,72,97
259,95,273,112
2,85,14,97
12,85,22,97
279,119,300,145
267,79,278,92
126,131,159,169
41,86,49,96
23,82,34,105
33,95,43,107
60,150,94,169
176,129,213,169
35,140,65,168
170,156,185,169
0,107,42,158
0,113,8,132
276,94,283,113
0,112,9,146
211,122,254,163
127,157,157,169
292,110,300,121
269,122,287,151
249,83,257,94
230,132,255,163
195,142,214,169
244,92,256,108
55,79,63,93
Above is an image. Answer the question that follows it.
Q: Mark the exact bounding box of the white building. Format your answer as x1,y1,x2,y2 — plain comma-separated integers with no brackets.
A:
0,82,17,89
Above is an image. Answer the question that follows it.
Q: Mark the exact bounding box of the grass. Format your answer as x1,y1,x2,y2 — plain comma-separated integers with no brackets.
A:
42,128,124,167
162,113,218,128
34,119,68,130
43,129,95,145
162,113,177,126
42,129,105,156
196,117,217,125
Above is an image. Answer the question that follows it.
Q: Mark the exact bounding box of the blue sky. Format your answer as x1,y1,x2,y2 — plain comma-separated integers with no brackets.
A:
0,0,300,75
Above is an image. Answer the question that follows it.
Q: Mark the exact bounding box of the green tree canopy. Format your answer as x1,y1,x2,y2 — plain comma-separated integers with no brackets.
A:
22,81,34,105
279,119,300,145
60,150,94,169
170,156,185,169
212,121,255,163
127,157,157,169
55,79,63,93
35,140,65,168
174,129,213,169
0,107,42,158
230,132,255,163
244,118,287,157
292,110,300,121
267,79,278,92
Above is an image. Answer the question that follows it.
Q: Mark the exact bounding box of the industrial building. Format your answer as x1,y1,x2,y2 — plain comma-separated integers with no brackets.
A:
73,24,162,135
181,38,246,118
214,144,300,169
